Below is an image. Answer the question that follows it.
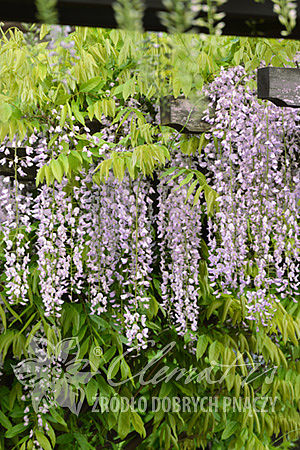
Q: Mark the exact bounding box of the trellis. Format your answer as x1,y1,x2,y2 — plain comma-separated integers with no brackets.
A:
0,0,299,178
160,67,300,133
0,68,299,182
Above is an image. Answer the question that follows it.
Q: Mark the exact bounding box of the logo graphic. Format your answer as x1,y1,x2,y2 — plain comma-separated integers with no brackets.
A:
13,336,93,415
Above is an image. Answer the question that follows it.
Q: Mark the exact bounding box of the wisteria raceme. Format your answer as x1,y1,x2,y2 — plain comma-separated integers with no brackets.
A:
0,140,33,306
32,181,72,317
202,65,300,326
76,169,153,348
157,146,204,336
0,182,31,306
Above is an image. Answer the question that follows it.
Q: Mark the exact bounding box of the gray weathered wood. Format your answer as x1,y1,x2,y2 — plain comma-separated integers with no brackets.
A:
257,67,300,108
160,95,213,133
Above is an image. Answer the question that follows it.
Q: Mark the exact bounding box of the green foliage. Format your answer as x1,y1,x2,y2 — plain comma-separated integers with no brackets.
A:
160,166,218,212
35,0,59,24
114,0,145,33
0,27,298,143
160,0,202,34
159,0,297,36
271,0,297,36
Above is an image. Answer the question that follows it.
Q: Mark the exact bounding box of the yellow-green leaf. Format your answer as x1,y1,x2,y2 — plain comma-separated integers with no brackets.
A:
131,411,146,438
50,159,64,183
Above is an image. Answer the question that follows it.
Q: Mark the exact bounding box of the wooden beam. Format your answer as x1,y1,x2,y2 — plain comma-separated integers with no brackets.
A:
0,0,299,39
160,96,213,133
257,67,300,108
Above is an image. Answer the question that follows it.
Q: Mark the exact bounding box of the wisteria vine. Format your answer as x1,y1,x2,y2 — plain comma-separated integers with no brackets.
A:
0,65,299,352
203,65,299,326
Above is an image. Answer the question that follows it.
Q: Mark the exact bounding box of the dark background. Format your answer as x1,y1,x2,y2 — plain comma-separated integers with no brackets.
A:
0,0,299,39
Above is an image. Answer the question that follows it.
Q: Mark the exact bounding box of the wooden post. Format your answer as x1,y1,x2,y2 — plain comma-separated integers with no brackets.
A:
257,67,300,108
160,95,213,133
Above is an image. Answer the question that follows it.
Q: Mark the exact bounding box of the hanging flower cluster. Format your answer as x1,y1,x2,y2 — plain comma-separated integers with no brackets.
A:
202,65,299,326
0,122,155,348
33,182,73,317
0,107,89,314
157,147,204,336
0,139,34,306
74,167,153,348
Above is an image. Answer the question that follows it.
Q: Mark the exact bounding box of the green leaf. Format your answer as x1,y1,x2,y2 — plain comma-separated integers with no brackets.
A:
125,156,136,179
185,179,198,202
118,410,131,440
85,378,98,406
99,158,112,180
68,151,82,172
112,156,125,182
25,320,41,348
5,423,29,439
0,103,12,123
56,433,73,445
36,165,46,186
94,100,103,122
180,136,199,155
178,172,193,188
106,99,116,118
58,154,69,175
132,144,169,175
71,101,85,126
107,356,121,381
45,165,54,185
46,423,56,448
80,77,103,93
59,104,68,128
73,432,94,449
49,408,68,429
198,132,208,154
0,304,7,331
0,293,22,323
50,159,64,183
221,297,233,323
40,24,50,40
0,410,12,429
204,187,217,216
193,186,203,206
166,168,186,183
35,430,52,450
196,335,208,360
221,420,238,440
208,341,221,364
164,423,171,449
148,295,159,319
122,79,134,101
89,342,102,372
131,411,146,438
160,167,177,178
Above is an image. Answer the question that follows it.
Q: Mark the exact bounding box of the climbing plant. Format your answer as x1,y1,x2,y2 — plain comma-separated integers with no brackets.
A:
0,25,299,450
